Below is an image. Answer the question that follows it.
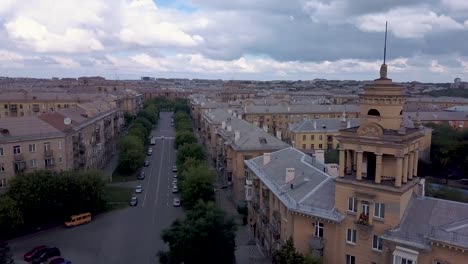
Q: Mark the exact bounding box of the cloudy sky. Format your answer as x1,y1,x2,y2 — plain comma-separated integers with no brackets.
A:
0,0,467,82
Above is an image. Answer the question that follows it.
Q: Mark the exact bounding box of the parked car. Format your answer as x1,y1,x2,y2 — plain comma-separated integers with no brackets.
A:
47,256,64,264
173,174,178,178
137,172,145,180
172,186,178,193
144,161,150,167
173,179,178,184
173,198,181,207
129,196,138,206
460,179,468,185
172,166,178,173
32,247,60,264
135,185,143,194
24,245,47,261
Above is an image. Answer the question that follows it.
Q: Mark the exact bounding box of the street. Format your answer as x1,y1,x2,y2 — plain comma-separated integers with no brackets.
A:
10,112,183,264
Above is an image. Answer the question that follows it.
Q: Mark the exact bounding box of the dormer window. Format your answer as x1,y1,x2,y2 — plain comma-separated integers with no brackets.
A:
368,109,380,116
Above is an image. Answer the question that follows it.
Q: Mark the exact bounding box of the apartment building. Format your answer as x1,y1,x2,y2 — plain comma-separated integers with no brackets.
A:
0,116,67,190
200,108,289,204
244,65,468,263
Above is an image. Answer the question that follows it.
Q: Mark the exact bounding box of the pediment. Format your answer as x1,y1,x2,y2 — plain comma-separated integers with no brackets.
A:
357,122,384,138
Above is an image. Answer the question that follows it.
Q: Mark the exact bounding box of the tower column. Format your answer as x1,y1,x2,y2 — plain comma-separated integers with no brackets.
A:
356,151,363,181
375,153,382,184
408,152,414,180
402,154,409,183
413,149,419,177
352,151,357,171
339,149,345,177
395,156,403,187
346,150,352,174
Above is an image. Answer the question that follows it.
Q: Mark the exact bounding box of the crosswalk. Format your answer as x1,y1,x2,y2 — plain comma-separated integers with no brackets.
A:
154,136,175,140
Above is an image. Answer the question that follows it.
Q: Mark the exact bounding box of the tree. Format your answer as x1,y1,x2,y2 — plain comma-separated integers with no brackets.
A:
272,238,307,264
138,108,158,124
0,242,14,264
177,144,205,168
128,123,149,143
134,117,153,132
180,165,215,208
118,135,145,174
175,131,197,149
0,196,23,239
160,201,236,264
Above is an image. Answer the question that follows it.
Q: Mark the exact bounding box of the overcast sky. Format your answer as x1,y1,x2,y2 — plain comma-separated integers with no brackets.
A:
0,0,467,82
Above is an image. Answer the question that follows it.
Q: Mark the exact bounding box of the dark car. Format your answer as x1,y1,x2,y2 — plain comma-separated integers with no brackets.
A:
129,196,138,206
32,247,60,264
47,256,64,264
172,166,178,173
144,161,150,167
137,171,145,180
24,245,47,261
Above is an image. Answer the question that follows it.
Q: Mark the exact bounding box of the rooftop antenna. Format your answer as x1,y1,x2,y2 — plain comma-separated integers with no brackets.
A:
380,21,389,79
383,21,388,65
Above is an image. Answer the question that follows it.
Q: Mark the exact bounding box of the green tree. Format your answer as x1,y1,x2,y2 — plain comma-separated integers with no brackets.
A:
175,131,197,149
178,157,202,175
134,117,153,132
0,196,23,239
273,238,307,264
174,99,189,114
180,165,215,208
0,242,14,264
160,201,236,264
177,144,205,168
138,108,158,124
128,123,149,142
118,135,145,174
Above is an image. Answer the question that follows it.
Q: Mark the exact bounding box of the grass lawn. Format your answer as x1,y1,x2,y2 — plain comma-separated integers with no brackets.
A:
111,170,138,183
104,186,133,211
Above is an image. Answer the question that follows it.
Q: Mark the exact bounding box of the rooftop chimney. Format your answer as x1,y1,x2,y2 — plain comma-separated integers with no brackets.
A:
234,130,240,141
263,125,268,132
222,121,226,130
263,153,271,165
233,112,237,118
276,130,282,140
347,120,351,128
285,168,295,183
287,106,291,112
227,125,232,132
313,120,317,130
238,114,243,120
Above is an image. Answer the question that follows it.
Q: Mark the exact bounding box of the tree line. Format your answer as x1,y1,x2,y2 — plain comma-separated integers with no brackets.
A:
159,104,237,264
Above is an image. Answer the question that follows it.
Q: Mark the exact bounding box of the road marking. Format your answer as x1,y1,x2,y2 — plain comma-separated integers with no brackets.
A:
141,157,155,207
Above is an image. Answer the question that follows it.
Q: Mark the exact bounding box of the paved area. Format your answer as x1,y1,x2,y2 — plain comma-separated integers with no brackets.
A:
9,112,183,264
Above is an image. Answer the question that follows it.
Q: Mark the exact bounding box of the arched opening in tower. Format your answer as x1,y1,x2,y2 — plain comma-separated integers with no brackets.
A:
367,109,381,117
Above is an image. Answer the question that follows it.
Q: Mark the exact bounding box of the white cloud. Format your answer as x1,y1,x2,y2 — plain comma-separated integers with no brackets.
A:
430,60,447,73
49,56,80,68
458,58,468,72
118,0,204,47
303,0,347,23
355,7,465,38
442,0,468,10
0,49,24,62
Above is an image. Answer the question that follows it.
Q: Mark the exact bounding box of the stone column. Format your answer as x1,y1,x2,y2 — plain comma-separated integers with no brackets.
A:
346,150,352,174
402,154,409,183
339,149,345,177
356,151,363,181
352,151,357,171
408,152,414,181
369,203,374,225
375,153,382,184
413,150,419,177
395,156,403,187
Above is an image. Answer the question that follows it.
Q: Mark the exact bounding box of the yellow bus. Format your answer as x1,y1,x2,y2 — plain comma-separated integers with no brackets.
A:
65,212,92,227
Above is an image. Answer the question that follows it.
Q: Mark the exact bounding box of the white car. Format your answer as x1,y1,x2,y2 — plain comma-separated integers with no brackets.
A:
173,198,181,207
135,185,143,194
173,174,178,178
173,179,178,184
172,186,179,193
172,166,178,172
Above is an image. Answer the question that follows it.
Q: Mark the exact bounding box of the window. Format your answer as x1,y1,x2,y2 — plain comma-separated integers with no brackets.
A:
374,203,385,219
319,135,323,140
0,178,7,188
3,104,7,109
32,104,40,112
302,135,306,140
346,228,357,244
311,144,315,149
302,144,306,149
30,159,37,168
362,203,370,216
319,144,323,149
348,197,357,212
44,142,50,151
29,144,36,152
58,141,62,149
315,222,324,238
393,246,418,264
59,156,63,163
373,235,383,251
13,145,21,155
394,257,414,264
0,147,3,156
310,135,314,140
368,109,381,116
45,158,54,167
346,254,355,264
0,163,5,172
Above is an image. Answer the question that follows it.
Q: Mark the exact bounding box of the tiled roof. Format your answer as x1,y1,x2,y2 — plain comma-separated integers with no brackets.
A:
0,116,64,141
289,118,360,132
245,147,343,222
404,111,468,121
243,104,359,114
384,197,468,250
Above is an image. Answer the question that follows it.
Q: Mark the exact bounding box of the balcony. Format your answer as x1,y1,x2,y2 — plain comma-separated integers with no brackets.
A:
13,154,24,161
309,236,325,251
44,149,54,157
355,213,372,228
273,210,281,222
14,161,26,174
45,158,55,168
262,188,269,198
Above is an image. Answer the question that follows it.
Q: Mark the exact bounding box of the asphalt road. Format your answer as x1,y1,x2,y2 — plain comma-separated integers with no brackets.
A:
10,111,183,264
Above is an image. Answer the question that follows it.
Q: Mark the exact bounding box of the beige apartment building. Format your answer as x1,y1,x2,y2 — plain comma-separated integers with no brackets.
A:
199,108,289,204
244,65,468,263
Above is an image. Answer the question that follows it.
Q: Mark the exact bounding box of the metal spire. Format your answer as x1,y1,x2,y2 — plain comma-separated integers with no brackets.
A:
383,21,388,65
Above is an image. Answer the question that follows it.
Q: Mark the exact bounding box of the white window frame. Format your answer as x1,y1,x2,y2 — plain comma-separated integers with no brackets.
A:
0,178,7,188
0,147,3,156
374,202,385,219
392,246,418,264
59,156,63,163
372,235,383,251
315,222,324,238
0,163,5,172
348,197,357,213
346,254,356,264
346,228,357,244
13,145,21,155
58,141,62,149
29,143,36,152
362,203,370,216
30,159,37,168
44,142,51,151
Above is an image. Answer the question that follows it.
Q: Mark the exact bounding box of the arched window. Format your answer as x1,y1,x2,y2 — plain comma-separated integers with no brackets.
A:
399,110,403,116
367,109,380,117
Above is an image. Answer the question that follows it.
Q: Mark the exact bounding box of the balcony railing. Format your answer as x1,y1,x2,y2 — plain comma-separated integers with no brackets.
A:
355,213,372,227
273,210,281,222
44,149,54,157
309,236,325,250
14,154,24,161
